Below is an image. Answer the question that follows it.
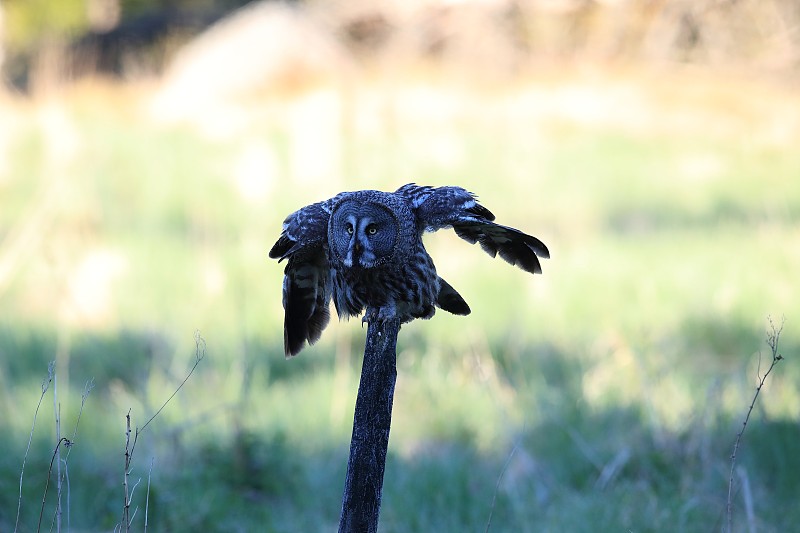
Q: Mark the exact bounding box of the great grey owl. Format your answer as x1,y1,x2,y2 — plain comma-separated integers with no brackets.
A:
269,184,549,356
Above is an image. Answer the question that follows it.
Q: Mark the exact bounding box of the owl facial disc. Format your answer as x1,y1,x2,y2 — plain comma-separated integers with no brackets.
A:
330,199,399,269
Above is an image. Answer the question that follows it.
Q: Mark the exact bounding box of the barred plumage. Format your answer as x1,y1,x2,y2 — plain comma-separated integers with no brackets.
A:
269,183,549,356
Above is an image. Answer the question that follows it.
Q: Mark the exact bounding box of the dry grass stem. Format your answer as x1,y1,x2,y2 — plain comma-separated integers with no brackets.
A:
485,441,519,533
52,378,62,533
63,379,95,531
145,457,155,533
15,362,54,533
37,437,71,533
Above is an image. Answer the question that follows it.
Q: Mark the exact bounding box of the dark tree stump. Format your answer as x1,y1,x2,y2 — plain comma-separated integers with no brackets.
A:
338,318,401,533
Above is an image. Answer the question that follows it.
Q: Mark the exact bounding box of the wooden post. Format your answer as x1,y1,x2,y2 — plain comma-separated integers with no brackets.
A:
338,317,401,533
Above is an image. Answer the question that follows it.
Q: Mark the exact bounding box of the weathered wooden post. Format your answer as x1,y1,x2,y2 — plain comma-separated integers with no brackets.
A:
338,317,401,533
268,184,549,531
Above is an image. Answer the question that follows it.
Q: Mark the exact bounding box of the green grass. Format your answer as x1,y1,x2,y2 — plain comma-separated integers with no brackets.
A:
1,74,798,532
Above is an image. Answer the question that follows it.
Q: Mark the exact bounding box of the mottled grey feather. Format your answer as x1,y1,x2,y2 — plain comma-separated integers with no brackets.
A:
270,183,548,356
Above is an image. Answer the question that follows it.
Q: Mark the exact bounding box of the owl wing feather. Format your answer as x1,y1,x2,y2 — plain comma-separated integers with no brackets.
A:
437,277,471,315
400,184,550,275
271,186,549,355
269,197,341,356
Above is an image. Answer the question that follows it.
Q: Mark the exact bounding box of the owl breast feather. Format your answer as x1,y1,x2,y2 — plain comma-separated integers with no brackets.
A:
331,249,439,323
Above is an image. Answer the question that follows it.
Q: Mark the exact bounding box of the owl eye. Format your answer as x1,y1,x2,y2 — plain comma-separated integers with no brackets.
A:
345,223,354,235
366,224,377,235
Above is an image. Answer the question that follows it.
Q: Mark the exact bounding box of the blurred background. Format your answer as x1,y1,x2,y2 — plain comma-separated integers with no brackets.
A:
1,0,799,531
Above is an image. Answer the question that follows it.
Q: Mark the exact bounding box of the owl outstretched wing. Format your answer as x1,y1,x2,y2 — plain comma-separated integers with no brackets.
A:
269,196,341,356
397,183,550,274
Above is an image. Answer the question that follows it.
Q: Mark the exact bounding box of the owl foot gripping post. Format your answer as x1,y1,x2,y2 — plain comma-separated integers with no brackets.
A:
269,184,549,532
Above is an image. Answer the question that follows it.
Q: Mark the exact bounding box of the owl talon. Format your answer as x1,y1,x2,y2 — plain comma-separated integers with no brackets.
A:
362,308,378,324
362,306,395,325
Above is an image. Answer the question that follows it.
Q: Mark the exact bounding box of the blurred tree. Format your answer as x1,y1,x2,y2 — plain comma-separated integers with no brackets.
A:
1,0,796,93
4,0,88,51
0,0,254,92
3,0,89,92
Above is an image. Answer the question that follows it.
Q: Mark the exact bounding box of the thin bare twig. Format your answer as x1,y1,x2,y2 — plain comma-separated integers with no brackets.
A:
726,317,785,533
122,409,133,533
129,476,142,505
138,331,206,436
119,332,206,531
15,363,54,533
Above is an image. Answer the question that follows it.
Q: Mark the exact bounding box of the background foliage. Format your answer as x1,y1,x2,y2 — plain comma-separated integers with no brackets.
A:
1,1,798,532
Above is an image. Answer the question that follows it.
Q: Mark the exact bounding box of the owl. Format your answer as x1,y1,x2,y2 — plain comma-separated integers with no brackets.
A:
269,184,549,356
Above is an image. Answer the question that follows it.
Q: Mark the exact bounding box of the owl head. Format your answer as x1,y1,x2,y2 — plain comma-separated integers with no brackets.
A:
328,191,414,269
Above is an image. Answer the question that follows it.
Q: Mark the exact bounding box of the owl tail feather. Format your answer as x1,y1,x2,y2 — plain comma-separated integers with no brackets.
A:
283,265,331,357
437,278,471,316
284,292,330,357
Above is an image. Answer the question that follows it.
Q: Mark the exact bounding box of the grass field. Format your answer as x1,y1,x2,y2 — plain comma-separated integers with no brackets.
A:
1,68,799,532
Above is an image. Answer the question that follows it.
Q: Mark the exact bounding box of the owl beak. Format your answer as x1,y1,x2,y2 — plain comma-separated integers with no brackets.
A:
344,236,360,267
